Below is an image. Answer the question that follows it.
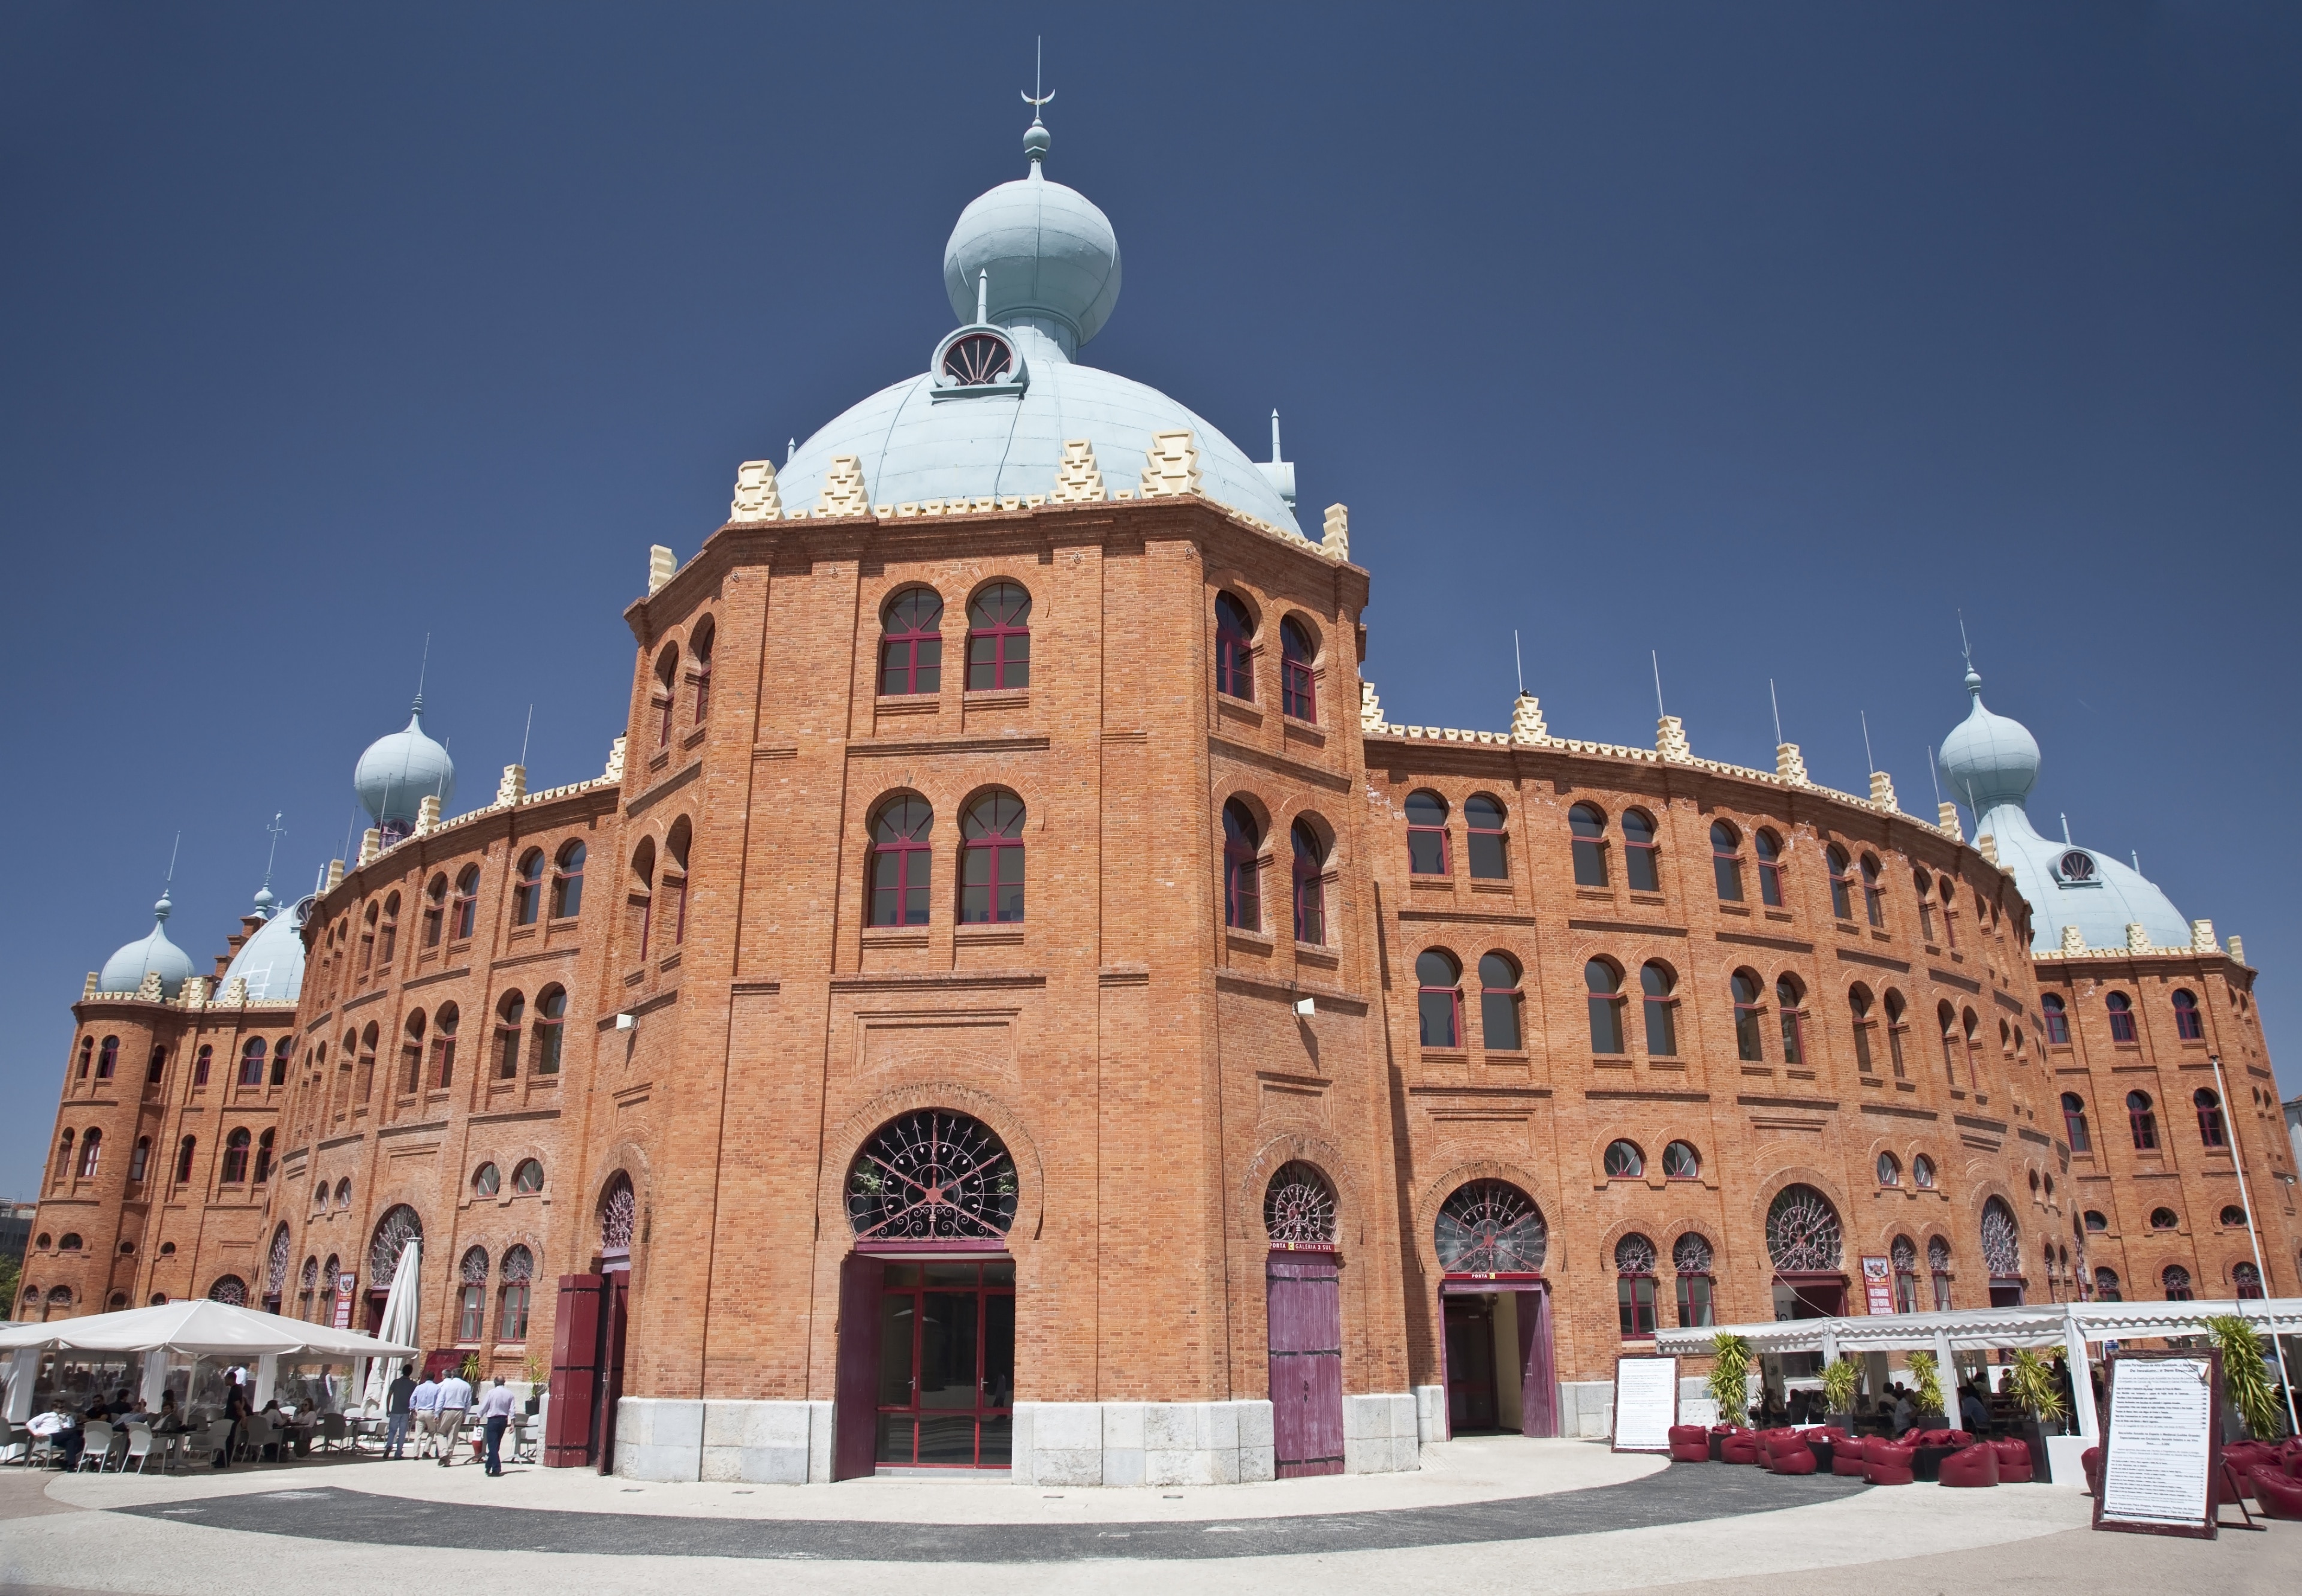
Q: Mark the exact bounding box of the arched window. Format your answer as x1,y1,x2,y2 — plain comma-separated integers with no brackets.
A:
1214,592,1254,700
652,642,680,746
1569,804,1609,887
269,1037,290,1087
690,616,715,725
1263,1161,1337,1249
2083,1209,2107,1233
2041,993,2070,1045
960,790,1027,924
458,1247,490,1341
965,582,1031,691
370,1206,423,1287
359,902,378,972
221,1128,251,1185
1877,1152,1902,1187
662,816,691,946
1604,1139,1644,1179
551,841,586,919
473,1162,501,1197
2127,1090,2158,1150
495,992,525,1079
378,892,400,965
1622,808,1660,892
629,837,656,956
1279,617,1316,720
1826,847,1854,920
1776,974,1807,1065
2234,1262,2264,1300
2061,1092,2091,1152
314,1181,329,1211
175,1136,197,1184
1418,949,1463,1049
1477,953,1522,1049
1640,962,1678,1055
1586,959,1626,1054
2094,1266,2122,1301
2220,1204,2247,1228
2172,989,2203,1041
76,1130,101,1179
513,1158,544,1193
1860,854,1885,927
97,1036,118,1079
1891,1236,1918,1312
511,850,545,926
1291,821,1328,944
1662,1140,1700,1181
254,1130,275,1184
50,1129,71,1186
188,1043,209,1086
1616,1234,1658,1336
1731,970,1765,1062
533,986,567,1074
129,1137,150,1183
1222,800,1261,930
1465,794,1509,880
299,1255,318,1320
869,796,935,928
42,1286,71,1320
2161,1264,2193,1302
431,1002,459,1088
846,1110,1019,1242
75,1037,92,1079
1849,984,1876,1073
1673,1234,1715,1327
2149,1206,2179,1230
209,1275,247,1307
1914,868,1937,940
357,1021,379,1103
1936,1001,1958,1083
59,1233,82,1252
1710,822,1743,902
1764,1184,1843,1273
1883,989,1908,1077
1927,1237,1953,1310
1754,828,1783,906
1435,1180,1546,1275
399,1011,426,1094
238,1037,266,1088
2190,1087,2226,1147
451,865,480,941
2105,992,2137,1043
499,1245,535,1339
1912,1154,1936,1190
1981,1197,2022,1297
1405,790,1450,876
335,1178,352,1209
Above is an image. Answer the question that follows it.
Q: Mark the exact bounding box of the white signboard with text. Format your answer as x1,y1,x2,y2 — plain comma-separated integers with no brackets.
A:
1610,1355,1679,1454
2095,1351,2221,1538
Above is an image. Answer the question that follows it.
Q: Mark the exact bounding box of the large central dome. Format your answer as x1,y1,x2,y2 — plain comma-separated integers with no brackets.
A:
772,118,1301,535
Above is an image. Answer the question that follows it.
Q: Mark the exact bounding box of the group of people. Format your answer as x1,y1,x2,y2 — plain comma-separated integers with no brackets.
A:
381,1367,523,1475
24,1389,190,1469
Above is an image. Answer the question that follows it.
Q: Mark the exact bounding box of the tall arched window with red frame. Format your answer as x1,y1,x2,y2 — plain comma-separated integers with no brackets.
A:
550,841,584,919
77,1130,101,1179
254,1129,274,1184
2060,1091,2090,1152
422,874,447,947
1939,875,1959,947
511,851,544,926
377,892,400,965
2171,989,2204,1041
1755,828,1784,906
2126,1090,2158,1150
2042,993,2070,1044
1587,960,1627,1054
663,817,691,945
652,643,679,748
965,583,1031,691
495,992,525,1080
451,865,480,941
1826,847,1854,920
1465,794,1509,880
533,987,567,1075
628,838,655,957
1406,790,1450,875
960,790,1026,923
879,589,944,696
1570,805,1610,887
1776,974,1807,1064
1622,808,1661,892
689,618,715,726
1291,820,1327,944
2192,1087,2226,1147
221,1128,251,1185
1222,800,1261,931
238,1038,266,1088
2105,991,2136,1041
174,1136,197,1185
869,796,935,927
431,1002,459,1088
1214,592,1254,700
1279,618,1316,720
97,1037,118,1080
1860,853,1886,928
1732,970,1767,1061
1710,822,1743,902
1418,949,1463,1049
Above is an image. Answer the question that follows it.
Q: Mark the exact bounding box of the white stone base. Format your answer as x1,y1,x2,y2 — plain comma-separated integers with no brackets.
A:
1559,1380,1615,1440
1414,1384,1446,1445
613,1398,834,1484
1342,1392,1422,1472
1012,1400,1277,1486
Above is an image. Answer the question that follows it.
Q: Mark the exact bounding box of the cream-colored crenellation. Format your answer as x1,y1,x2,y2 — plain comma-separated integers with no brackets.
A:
218,977,248,1007
1656,715,1692,763
1776,743,1809,785
1138,430,1201,498
648,545,676,595
324,859,345,893
604,736,626,782
415,794,441,837
2229,935,2246,966
1511,693,1548,744
2125,922,2151,953
1938,802,1964,843
358,829,381,867
135,971,164,1002
1321,503,1349,561
730,459,782,522
2060,925,2087,956
1049,440,1105,502
496,764,528,808
1869,770,1900,812
2190,919,2217,954
818,454,871,517
81,972,98,999
1360,680,1388,734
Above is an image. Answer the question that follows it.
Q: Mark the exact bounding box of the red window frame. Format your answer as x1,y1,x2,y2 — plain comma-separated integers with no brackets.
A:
1861,854,1885,928
254,1130,273,1184
960,791,1027,924
870,797,935,928
1478,953,1522,1050
97,1037,117,1079
1466,794,1510,880
1291,821,1325,944
421,877,445,947
1587,961,1626,1055
965,583,1032,691
692,628,713,725
2106,993,2137,1042
430,1008,458,1089
1280,618,1316,720
193,1046,211,1087
2171,990,2204,1041
1406,790,1451,876
451,867,479,941
2042,994,2070,1044
1222,801,1261,931
174,1137,197,1184
1616,1239,1657,1337
512,851,544,926
1569,805,1609,887
495,994,525,1080
1827,849,1853,920
1776,978,1806,1064
533,988,565,1074
77,1131,101,1179
2193,1088,2225,1147
1419,952,1463,1049
664,874,687,945
376,898,398,965
2126,1091,2157,1150
238,1039,266,1088
550,842,584,920
2060,1092,2090,1152
1753,829,1783,906
1620,808,1660,892
1711,823,1743,902
1215,593,1254,700
1731,972,1765,1061
879,589,945,697
221,1129,250,1185
1640,962,1678,1055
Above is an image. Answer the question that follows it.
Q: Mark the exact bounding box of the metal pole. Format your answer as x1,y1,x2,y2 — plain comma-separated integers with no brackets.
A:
2211,1051,2299,1436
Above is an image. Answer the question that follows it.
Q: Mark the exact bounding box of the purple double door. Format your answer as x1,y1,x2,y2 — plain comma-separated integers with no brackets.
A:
1267,1249,1345,1477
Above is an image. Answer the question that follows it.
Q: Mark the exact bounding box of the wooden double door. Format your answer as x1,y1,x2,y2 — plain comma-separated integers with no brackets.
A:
835,1255,1014,1477
1268,1250,1345,1477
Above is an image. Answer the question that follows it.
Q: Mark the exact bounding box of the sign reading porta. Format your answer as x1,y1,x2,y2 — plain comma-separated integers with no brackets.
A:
1610,1354,1679,1454
2093,1349,2223,1539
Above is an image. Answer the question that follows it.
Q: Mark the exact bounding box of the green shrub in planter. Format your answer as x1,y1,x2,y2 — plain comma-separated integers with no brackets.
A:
1708,1333,1752,1428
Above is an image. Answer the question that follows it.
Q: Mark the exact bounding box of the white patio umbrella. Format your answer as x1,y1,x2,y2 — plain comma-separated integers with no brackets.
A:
358,1240,421,1414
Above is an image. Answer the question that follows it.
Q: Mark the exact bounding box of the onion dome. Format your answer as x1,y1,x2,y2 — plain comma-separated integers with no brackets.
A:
941,113,1120,357
98,891,196,998
221,893,312,1002
1936,668,2039,815
354,695,455,833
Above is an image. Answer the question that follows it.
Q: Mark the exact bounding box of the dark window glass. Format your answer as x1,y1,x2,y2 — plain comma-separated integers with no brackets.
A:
1827,848,1852,920
1732,971,1765,1061
965,583,1031,691
1622,809,1660,892
879,589,944,696
2171,990,2204,1041
1861,854,1885,928
1776,975,1805,1065
2106,993,2137,1043
1640,962,1677,1055
960,791,1027,925
551,842,585,919
1755,829,1783,907
1586,960,1626,1054
2042,994,2070,1045
1417,950,1462,1049
1291,822,1326,944
1406,790,1450,875
1662,1140,1700,1180
1710,822,1743,902
2126,1090,2158,1151
2060,1092,2090,1152
2193,1088,2226,1148
513,851,544,926
1215,594,1254,700
1279,618,1316,720
869,797,935,928
1465,795,1508,880
1569,805,1609,887
1222,801,1261,931
1478,953,1521,1050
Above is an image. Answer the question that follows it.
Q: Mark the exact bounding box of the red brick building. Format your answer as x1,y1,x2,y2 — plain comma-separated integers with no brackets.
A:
27,116,2300,1485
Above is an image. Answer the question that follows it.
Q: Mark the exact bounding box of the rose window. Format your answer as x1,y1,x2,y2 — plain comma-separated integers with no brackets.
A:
1263,1161,1336,1248
266,1225,291,1296
1981,1198,2022,1278
1672,1233,1713,1273
209,1275,247,1306
1764,1184,1843,1272
1435,1179,1546,1275
600,1175,637,1254
369,1205,423,1285
846,1111,1018,1242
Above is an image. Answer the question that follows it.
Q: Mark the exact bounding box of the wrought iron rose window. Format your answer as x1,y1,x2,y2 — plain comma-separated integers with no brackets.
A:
1264,1161,1336,1248
1980,1198,2023,1278
846,1110,1018,1242
1435,1179,1546,1274
941,332,1014,387
1764,1184,1843,1272
369,1205,423,1285
600,1175,637,1254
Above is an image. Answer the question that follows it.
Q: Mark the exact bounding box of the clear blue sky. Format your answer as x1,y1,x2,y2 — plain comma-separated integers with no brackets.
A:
5,4,2298,1195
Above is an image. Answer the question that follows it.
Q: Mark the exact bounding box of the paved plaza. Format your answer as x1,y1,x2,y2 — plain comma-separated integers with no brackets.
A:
0,1437,2292,1594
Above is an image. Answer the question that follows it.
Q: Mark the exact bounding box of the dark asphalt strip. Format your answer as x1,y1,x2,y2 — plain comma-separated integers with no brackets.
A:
108,1465,1866,1562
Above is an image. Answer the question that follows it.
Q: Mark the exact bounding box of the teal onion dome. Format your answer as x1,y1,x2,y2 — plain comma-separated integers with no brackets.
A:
354,696,455,834
221,893,312,1002
98,892,196,998
941,118,1120,357
1937,668,2040,816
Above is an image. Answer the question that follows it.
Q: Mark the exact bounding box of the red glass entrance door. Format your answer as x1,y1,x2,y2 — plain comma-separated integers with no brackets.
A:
1267,1250,1344,1477
874,1259,1014,1468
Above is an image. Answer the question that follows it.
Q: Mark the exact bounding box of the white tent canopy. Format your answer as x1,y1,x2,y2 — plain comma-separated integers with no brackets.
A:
0,1299,417,1359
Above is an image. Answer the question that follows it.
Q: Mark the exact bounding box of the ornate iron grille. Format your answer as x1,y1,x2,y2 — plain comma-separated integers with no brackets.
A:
266,1225,291,1295
209,1275,247,1306
1980,1198,2022,1278
1264,1161,1336,1246
460,1246,490,1285
941,332,1014,386
1614,1233,1657,1274
600,1175,636,1253
1891,1234,1917,1271
1927,1236,1951,1273
501,1245,534,1282
1435,1179,1546,1274
369,1206,423,1285
1672,1232,1713,1273
846,1111,1018,1242
300,1256,319,1290
1764,1184,1842,1272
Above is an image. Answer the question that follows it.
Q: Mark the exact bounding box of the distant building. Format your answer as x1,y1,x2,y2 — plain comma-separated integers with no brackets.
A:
0,1201,34,1267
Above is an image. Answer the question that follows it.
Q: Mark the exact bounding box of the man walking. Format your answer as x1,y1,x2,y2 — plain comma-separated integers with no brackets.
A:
474,1377,518,1476
409,1370,442,1458
433,1366,473,1466
384,1367,418,1459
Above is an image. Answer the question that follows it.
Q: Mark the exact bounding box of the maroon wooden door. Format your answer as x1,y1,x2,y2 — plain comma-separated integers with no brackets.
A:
592,1273,628,1474
832,1253,884,1481
544,1273,603,1467
1267,1251,1344,1477
1518,1287,1556,1437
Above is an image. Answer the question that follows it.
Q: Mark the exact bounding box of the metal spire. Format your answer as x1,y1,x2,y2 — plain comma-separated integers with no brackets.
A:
255,812,286,918
1022,38,1053,170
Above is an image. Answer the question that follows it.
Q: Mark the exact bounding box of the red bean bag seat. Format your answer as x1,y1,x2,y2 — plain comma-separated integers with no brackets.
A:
1864,1437,1919,1486
1668,1425,1711,1462
2253,1467,2302,1520
1721,1430,1764,1465
2223,1443,2274,1496
1988,1437,2033,1483
2080,1446,2103,1497
1831,1441,1870,1477
1762,1430,1816,1474
1939,1443,2000,1487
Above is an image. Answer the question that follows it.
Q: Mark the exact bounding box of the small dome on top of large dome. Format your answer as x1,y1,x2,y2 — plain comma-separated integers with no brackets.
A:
355,697,455,830
941,117,1120,357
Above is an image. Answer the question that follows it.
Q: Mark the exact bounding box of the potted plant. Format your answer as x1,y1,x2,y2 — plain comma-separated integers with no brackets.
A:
1905,1350,1947,1428
2204,1314,2281,1441
1820,1356,1861,1428
522,1353,549,1417
2001,1348,2068,1480
1706,1333,1752,1459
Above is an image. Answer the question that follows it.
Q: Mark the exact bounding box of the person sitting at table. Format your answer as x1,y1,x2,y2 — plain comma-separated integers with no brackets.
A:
1958,1381,1992,1435
27,1405,82,1469
1890,1383,1915,1436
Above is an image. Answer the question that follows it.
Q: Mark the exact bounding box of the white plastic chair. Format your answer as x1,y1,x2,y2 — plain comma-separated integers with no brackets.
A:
188,1419,233,1468
241,1415,276,1463
75,1422,113,1472
123,1424,160,1474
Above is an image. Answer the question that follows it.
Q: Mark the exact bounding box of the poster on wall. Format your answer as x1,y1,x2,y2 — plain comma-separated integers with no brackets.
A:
1610,1355,1679,1453
332,1272,357,1330
1860,1257,1893,1315
2093,1349,2222,1539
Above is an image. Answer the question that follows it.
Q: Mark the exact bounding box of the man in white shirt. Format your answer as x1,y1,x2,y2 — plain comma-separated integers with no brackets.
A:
409,1374,442,1459
433,1370,473,1466
473,1377,519,1476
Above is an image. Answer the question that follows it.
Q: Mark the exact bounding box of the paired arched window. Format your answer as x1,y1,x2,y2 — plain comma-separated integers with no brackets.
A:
2220,1204,2247,1228
1622,808,1660,892
1417,950,1462,1049
960,790,1027,924
1731,971,1765,1062
1615,1233,1658,1336
2162,1264,2193,1302
97,1036,118,1080
534,986,567,1074
1710,822,1742,902
239,1037,267,1088
966,583,1031,691
662,817,691,947
1673,1233,1715,1327
1641,962,1678,1055
2041,993,2070,1045
1753,828,1783,905
2061,1092,2090,1152
1291,821,1328,944
335,1178,352,1209
1825,847,1854,920
513,1158,544,1193
254,1130,274,1185
459,1247,490,1340
2126,1090,2158,1150
551,842,586,919
1860,854,1885,928
1877,1152,1901,1187
869,796,935,928
1405,790,1449,875
400,1011,427,1093
1849,984,1876,1072
2193,1088,2226,1148
432,1002,459,1089
512,850,545,926
1586,959,1626,1054
1882,989,1908,1076
451,865,480,941
1776,975,1807,1065
1604,1139,1644,1179
2149,1206,2179,1230
1214,593,1255,700
1912,1154,1936,1190
2234,1262,2264,1300
1222,800,1261,930
1478,953,1521,1049
495,992,525,1079
474,1162,501,1196
129,1137,150,1183
1569,805,1609,887
2171,989,2204,1041
2105,992,2137,1043
1891,1236,1918,1312
377,892,400,965
76,1130,101,1179
175,1136,197,1184
499,1245,535,1339
879,589,944,696
652,643,680,747
1279,618,1316,720
1466,794,1509,880
690,617,715,725
221,1128,251,1185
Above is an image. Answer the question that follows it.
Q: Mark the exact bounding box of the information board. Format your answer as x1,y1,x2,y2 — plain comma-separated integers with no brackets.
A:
1610,1355,1679,1453
1860,1256,1893,1315
2093,1349,2222,1539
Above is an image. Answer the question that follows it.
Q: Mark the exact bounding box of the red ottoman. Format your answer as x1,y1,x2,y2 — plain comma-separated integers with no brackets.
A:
2081,1446,2103,1496
1668,1425,1711,1463
1831,1441,1870,1477
1864,1437,1919,1486
1988,1437,2033,1484
1721,1430,1764,1466
1762,1431,1817,1474
2253,1467,2302,1520
1940,1443,2000,1487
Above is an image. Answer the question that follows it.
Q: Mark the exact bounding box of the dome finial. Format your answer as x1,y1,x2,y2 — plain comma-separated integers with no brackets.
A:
1022,37,1053,173
1958,609,1980,696
253,811,286,919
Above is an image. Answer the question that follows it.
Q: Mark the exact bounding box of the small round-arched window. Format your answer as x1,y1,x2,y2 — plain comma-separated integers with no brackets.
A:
1433,1179,1545,1275
941,329,1014,386
1603,1139,1643,1179
1263,1161,1337,1249
513,1158,545,1193
209,1275,248,1306
846,1111,1018,1242
473,1163,501,1197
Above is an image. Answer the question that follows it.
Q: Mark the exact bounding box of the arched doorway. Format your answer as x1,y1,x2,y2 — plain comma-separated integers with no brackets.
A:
1264,1161,1344,1478
1433,1179,1554,1438
833,1110,1019,1479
